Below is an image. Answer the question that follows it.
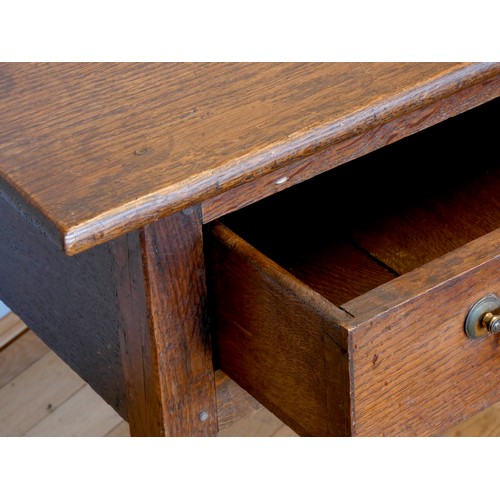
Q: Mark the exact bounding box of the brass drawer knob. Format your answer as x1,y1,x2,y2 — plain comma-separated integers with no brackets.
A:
465,294,500,339
482,312,500,334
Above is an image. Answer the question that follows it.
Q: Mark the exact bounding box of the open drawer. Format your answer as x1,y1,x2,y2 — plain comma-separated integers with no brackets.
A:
207,98,500,436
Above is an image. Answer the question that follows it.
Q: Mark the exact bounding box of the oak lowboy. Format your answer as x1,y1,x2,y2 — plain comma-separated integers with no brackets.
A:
0,63,498,436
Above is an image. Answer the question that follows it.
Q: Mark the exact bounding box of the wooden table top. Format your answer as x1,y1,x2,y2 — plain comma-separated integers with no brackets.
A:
0,62,498,254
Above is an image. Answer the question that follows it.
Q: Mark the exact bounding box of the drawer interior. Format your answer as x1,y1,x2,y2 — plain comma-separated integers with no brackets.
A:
219,98,500,308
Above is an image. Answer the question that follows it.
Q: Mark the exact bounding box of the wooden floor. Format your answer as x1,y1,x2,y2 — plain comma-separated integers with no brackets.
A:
0,312,296,437
0,311,497,437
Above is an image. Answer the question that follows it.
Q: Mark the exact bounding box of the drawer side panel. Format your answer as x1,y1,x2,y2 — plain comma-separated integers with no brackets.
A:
209,222,352,436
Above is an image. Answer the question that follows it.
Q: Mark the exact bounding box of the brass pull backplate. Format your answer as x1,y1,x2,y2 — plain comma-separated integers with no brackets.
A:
465,294,500,339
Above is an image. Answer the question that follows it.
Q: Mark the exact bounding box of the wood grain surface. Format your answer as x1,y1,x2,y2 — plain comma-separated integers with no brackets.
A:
202,73,500,223
1,63,498,254
112,207,218,436
348,251,500,436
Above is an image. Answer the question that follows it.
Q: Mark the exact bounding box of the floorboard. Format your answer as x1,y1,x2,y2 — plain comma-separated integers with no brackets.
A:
0,331,50,389
25,384,123,437
0,351,85,436
0,312,28,350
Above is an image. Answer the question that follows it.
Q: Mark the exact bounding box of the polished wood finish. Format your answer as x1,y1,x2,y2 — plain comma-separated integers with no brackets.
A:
202,73,500,223
1,63,498,254
1,64,499,437
112,207,217,436
0,195,221,436
0,199,261,437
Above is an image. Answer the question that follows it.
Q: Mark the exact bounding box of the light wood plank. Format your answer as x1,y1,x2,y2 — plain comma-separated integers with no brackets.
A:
106,421,131,437
25,384,123,437
272,425,299,437
0,330,50,389
218,407,284,437
215,370,262,431
0,351,85,436
443,405,500,437
0,312,28,349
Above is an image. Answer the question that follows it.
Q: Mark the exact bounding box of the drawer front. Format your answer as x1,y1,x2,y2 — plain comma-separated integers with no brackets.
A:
348,239,500,436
